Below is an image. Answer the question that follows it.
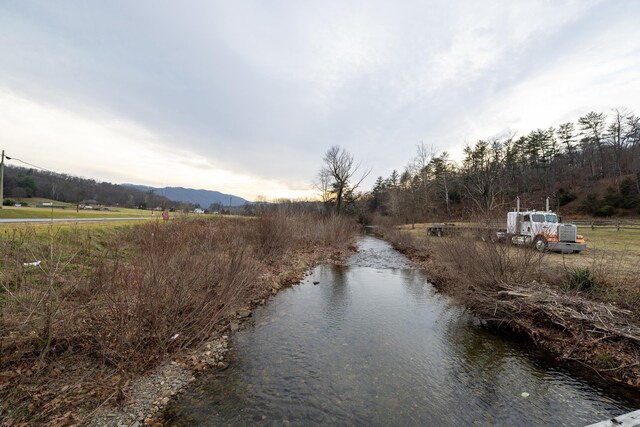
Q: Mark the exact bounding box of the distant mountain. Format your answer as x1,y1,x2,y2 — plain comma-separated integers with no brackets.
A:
124,185,250,208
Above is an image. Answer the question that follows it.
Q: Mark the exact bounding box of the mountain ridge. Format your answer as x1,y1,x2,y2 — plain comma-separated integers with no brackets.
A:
123,184,250,208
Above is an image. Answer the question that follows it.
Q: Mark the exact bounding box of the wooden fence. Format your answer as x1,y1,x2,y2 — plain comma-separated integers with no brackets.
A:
570,220,640,231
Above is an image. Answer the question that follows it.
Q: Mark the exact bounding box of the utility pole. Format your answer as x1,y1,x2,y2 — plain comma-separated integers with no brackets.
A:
0,150,4,209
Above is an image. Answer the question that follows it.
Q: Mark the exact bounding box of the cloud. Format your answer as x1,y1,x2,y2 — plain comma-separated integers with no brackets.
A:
0,89,315,200
0,0,638,195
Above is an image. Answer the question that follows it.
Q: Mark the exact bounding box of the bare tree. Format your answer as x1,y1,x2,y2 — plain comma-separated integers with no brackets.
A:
320,145,370,215
430,151,454,217
579,111,607,178
607,107,634,188
461,139,505,215
313,168,332,213
412,143,434,219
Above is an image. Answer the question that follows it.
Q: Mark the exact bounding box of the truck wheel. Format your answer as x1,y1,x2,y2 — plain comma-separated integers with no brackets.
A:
533,236,548,252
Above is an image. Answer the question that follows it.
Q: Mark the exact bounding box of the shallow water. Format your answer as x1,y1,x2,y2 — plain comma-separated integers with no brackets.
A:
169,236,636,426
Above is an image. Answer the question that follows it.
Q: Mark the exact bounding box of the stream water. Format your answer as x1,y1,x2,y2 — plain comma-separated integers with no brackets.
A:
168,236,637,426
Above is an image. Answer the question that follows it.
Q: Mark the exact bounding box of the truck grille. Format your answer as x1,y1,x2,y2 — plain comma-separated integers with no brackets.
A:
558,225,577,242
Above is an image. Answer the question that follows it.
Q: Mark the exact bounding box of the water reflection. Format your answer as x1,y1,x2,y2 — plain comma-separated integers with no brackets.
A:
168,237,635,426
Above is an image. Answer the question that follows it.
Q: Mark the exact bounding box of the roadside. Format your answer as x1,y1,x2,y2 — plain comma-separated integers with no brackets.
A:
0,214,358,426
375,222,640,390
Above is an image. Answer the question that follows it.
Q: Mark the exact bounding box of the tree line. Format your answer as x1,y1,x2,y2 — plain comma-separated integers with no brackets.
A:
319,108,640,220
2,166,177,209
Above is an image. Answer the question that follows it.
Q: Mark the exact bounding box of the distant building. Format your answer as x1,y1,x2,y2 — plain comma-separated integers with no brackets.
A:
79,199,99,210
193,208,205,214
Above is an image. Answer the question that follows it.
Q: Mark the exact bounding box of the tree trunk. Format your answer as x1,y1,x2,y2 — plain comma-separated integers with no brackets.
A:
336,188,343,215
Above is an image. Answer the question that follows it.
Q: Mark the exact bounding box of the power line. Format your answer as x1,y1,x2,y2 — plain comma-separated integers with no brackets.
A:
5,155,55,173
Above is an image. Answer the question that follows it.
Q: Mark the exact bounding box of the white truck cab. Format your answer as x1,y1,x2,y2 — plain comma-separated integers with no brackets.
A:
498,198,586,253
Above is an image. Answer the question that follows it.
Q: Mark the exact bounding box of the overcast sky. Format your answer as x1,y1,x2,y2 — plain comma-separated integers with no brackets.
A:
1,1,639,200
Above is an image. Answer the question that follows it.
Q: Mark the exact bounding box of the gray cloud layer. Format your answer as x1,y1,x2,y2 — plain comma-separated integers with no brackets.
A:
1,0,639,197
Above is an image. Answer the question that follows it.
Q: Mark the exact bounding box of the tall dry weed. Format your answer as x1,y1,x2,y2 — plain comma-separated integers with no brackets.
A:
1,213,357,401
434,234,546,286
79,220,265,370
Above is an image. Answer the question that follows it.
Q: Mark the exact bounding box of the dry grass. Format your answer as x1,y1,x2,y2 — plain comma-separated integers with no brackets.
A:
0,213,357,425
544,249,640,317
377,219,640,387
394,220,640,317
435,236,546,287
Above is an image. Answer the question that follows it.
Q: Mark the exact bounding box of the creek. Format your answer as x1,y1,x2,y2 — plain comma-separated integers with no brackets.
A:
169,236,636,426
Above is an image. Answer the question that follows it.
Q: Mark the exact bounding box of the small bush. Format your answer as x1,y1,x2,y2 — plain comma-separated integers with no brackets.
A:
562,267,598,292
595,204,615,217
556,189,577,206
593,352,616,369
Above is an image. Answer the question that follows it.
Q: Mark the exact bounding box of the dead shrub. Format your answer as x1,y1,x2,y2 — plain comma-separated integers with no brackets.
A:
303,215,357,246
434,235,546,287
379,226,418,253
74,220,268,370
255,212,296,261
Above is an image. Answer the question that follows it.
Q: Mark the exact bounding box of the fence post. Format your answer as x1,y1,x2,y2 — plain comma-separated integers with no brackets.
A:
617,220,620,232
591,221,594,231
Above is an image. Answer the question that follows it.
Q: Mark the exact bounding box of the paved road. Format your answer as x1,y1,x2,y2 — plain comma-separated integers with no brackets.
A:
0,217,154,224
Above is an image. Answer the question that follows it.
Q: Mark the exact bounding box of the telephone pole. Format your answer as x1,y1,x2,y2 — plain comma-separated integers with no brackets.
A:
0,150,4,209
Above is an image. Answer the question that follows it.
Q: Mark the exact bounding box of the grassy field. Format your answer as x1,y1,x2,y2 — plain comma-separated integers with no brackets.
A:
0,198,239,221
0,219,154,238
4,197,75,206
578,226,640,254
399,222,640,257
0,206,233,221
0,205,154,219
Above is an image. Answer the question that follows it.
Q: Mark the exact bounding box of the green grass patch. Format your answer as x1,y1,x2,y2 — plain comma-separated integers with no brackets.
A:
562,267,599,292
577,226,640,255
0,205,154,219
0,220,153,239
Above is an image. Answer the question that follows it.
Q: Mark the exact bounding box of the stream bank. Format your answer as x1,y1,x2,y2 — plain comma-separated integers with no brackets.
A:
164,236,637,426
375,225,640,392
86,232,356,427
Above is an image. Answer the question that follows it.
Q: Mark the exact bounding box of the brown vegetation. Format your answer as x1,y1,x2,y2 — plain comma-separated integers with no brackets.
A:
376,221,640,389
0,213,357,426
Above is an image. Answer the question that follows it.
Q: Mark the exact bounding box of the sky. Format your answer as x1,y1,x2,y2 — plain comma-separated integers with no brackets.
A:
1,0,639,201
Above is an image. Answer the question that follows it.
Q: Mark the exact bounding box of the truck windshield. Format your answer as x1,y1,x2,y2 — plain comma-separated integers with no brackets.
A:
545,214,558,223
531,214,545,222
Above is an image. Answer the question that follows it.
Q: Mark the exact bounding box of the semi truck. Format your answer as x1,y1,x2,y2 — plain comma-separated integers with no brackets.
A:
496,197,586,253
